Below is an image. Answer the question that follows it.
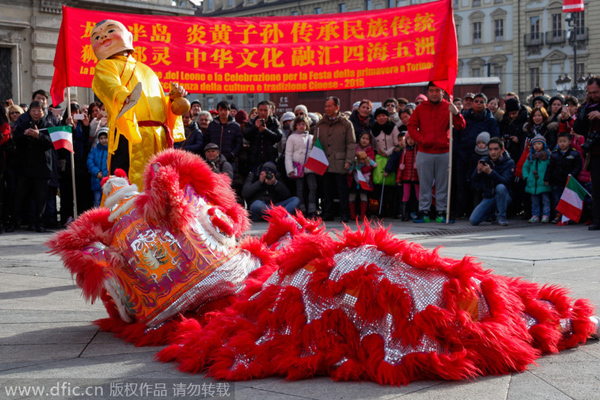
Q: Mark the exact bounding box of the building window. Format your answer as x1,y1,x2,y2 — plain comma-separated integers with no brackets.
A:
388,0,396,7
472,0,481,6
472,68,481,77
339,3,346,12
530,67,540,88
453,0,459,9
530,16,540,39
494,65,503,78
494,19,504,41
575,12,585,35
206,0,213,9
552,13,562,37
366,0,373,10
291,10,298,15
227,0,233,6
314,7,321,14
472,22,482,44
576,63,585,78
494,0,503,3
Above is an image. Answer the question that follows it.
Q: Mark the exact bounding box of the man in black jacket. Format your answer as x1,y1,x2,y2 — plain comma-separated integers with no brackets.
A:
573,76,600,230
469,137,516,226
10,100,56,232
203,101,243,169
244,100,283,174
242,161,300,222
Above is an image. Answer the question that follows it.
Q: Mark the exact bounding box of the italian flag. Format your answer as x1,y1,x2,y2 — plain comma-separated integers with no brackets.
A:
356,169,373,191
556,175,588,223
304,138,329,175
48,125,73,153
563,0,584,12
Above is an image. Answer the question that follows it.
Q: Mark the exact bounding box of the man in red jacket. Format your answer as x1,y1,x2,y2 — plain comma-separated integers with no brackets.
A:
408,82,466,223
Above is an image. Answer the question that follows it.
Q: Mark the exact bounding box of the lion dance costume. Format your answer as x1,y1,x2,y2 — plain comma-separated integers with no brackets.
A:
49,149,599,385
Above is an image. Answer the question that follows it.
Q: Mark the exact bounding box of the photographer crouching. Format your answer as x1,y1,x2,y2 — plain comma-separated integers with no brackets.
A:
204,143,233,181
469,137,516,226
574,76,600,230
241,161,301,222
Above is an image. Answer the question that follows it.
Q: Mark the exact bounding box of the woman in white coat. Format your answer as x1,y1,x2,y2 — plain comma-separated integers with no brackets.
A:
285,116,317,217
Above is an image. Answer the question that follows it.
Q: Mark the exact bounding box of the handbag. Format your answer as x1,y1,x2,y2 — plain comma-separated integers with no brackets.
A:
290,136,310,179
372,153,396,186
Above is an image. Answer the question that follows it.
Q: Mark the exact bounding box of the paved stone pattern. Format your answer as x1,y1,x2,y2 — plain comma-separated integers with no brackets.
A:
1,220,599,399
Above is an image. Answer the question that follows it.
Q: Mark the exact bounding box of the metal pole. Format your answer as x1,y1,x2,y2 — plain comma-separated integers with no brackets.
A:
446,109,453,224
572,13,578,95
66,88,78,219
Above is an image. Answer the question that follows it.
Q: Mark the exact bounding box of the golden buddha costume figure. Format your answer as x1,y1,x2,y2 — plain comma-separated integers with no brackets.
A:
90,19,186,190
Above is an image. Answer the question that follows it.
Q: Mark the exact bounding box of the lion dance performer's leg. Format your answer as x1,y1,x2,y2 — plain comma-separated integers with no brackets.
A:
159,224,597,385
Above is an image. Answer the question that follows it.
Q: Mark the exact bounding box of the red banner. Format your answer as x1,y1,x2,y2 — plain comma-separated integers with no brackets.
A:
51,0,457,106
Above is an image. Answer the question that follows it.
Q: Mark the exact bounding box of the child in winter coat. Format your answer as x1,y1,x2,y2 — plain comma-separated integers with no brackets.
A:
285,116,317,217
545,131,583,223
522,135,551,223
467,131,490,216
356,132,376,161
86,128,109,207
348,151,376,219
385,134,419,221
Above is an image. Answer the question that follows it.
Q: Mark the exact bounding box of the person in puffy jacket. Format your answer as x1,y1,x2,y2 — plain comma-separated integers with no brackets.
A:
522,135,551,223
407,82,465,223
285,116,316,217
87,128,109,207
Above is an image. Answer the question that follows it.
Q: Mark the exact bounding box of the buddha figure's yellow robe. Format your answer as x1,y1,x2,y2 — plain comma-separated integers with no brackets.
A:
92,55,184,189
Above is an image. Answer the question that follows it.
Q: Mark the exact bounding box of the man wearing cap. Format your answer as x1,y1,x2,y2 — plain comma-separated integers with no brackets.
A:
241,161,300,221
462,93,475,112
408,82,465,223
454,93,499,218
396,98,409,112
204,100,243,168
204,143,233,180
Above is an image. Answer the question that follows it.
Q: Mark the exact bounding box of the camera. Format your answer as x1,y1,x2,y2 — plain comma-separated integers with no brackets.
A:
265,172,274,180
581,131,599,151
260,119,266,126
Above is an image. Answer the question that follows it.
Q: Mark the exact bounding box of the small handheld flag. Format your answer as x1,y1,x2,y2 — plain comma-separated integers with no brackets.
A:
48,125,74,153
556,175,589,223
304,138,329,176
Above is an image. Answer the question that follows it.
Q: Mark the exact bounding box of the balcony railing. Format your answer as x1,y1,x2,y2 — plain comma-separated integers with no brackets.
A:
545,30,565,45
569,27,589,43
524,33,543,46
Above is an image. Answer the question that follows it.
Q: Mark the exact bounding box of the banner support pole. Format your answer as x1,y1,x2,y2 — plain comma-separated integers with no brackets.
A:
66,88,78,220
446,109,453,224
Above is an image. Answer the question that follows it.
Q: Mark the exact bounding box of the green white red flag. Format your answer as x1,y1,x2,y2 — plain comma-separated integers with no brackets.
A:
356,169,373,191
48,125,74,153
304,138,329,175
563,0,584,13
556,175,588,222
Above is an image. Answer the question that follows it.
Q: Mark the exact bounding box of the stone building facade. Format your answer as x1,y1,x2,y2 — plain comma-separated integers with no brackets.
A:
201,0,599,102
0,0,195,106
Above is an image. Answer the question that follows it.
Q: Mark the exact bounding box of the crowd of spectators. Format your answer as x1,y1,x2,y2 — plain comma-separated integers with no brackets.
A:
2,78,600,232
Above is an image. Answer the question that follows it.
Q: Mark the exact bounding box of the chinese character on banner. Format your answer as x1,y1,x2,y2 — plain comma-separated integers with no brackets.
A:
415,36,435,56
317,45,340,65
343,20,365,40
261,48,284,68
80,21,96,38
186,25,207,44
414,13,436,32
151,47,172,65
291,22,313,43
261,23,284,44
128,23,148,42
210,48,234,68
237,48,259,68
133,46,148,63
367,18,389,38
151,24,172,42
367,42,389,62
211,24,233,44
80,45,98,63
291,46,316,67
394,40,413,58
235,24,258,44
391,16,412,36
316,21,340,41
187,48,207,68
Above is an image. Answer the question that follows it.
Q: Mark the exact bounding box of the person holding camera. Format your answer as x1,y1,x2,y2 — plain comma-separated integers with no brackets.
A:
574,76,600,230
469,137,516,226
241,161,300,222
204,143,233,181
244,100,283,174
